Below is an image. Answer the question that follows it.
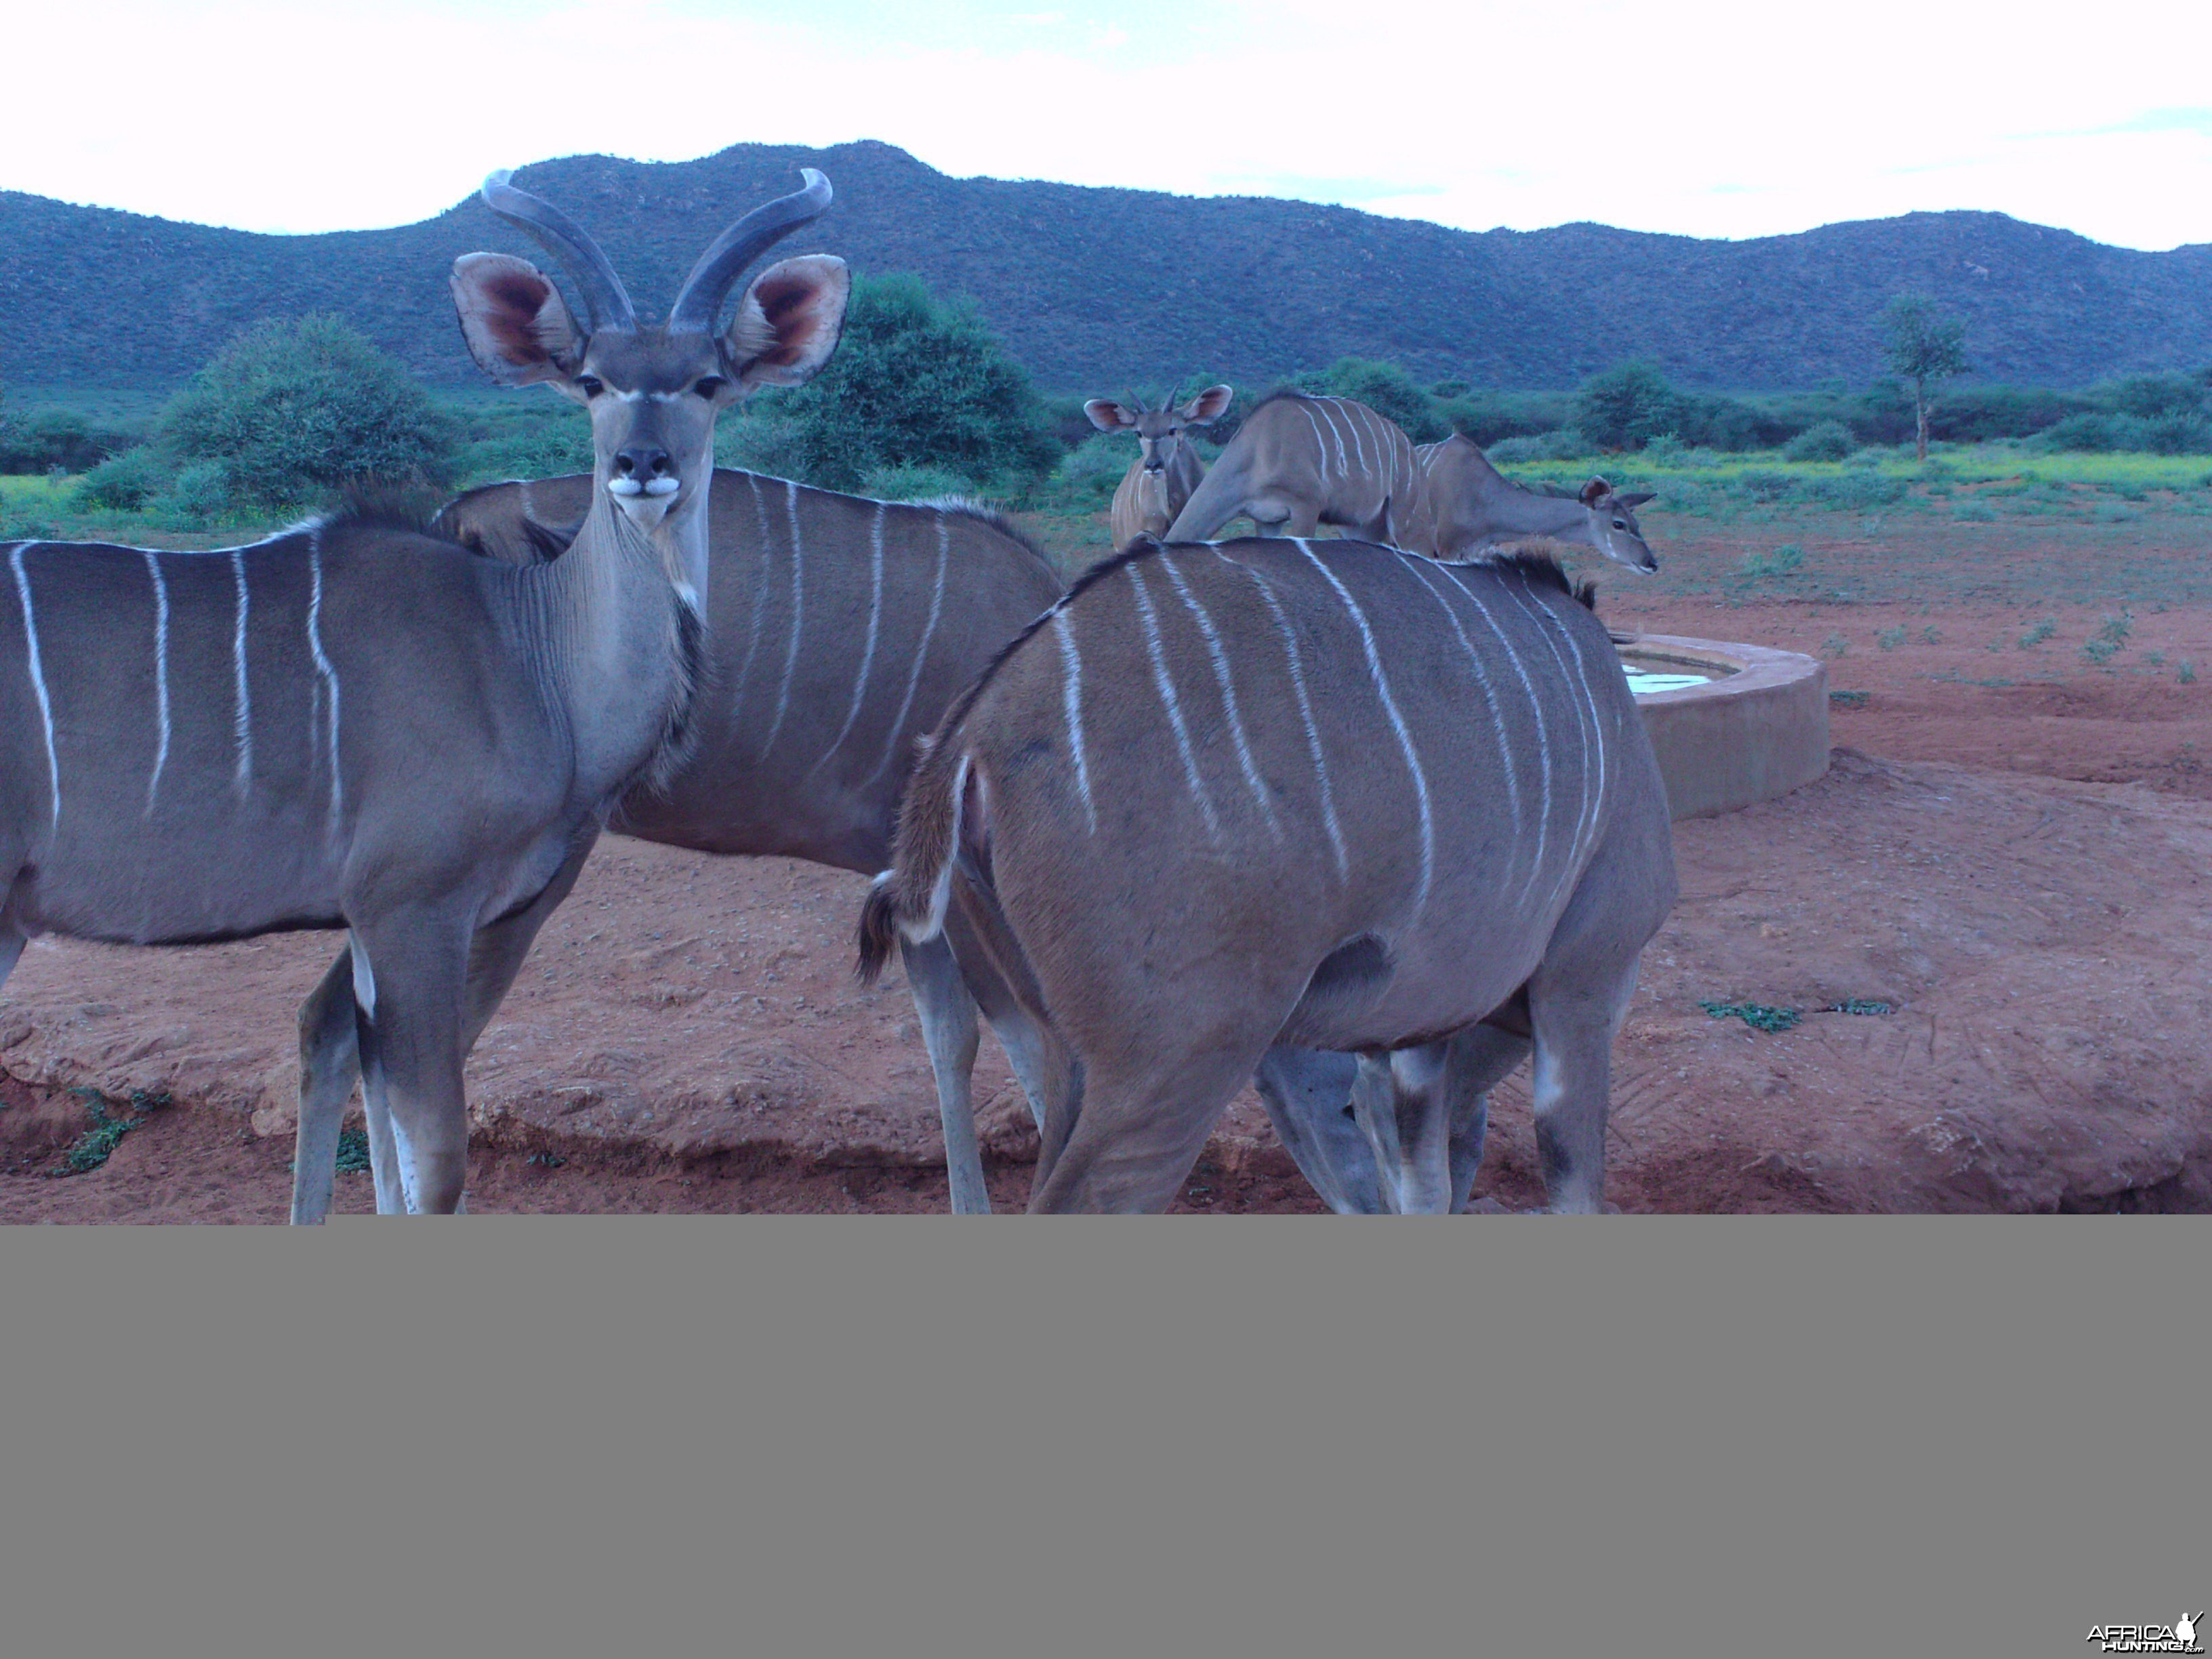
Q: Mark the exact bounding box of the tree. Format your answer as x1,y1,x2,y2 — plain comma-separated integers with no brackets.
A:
777,273,1057,493
161,314,455,507
1572,360,1685,451
1882,293,1968,462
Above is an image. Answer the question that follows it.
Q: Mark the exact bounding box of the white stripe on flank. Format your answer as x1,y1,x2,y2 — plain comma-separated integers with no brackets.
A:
1497,575,1595,912
306,531,343,829
1218,550,1347,878
1298,405,1332,485
1448,562,1553,896
1126,562,1221,840
1160,556,1278,834
867,514,950,787
11,544,60,830
813,501,886,774
1502,574,1605,880
760,479,806,758
727,474,776,707
1401,556,1522,876
143,551,170,815
1317,402,1349,479
1054,611,1096,834
1336,401,1370,479
1294,540,1433,909
230,549,253,790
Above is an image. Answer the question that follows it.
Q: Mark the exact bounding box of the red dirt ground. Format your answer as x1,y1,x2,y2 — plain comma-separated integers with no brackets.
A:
5,509,2210,1218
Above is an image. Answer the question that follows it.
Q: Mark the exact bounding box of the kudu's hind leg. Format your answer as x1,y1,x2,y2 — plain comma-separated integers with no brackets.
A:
1252,1047,1385,1214
1027,1040,1269,1214
0,924,24,997
898,933,989,1215
350,914,474,1215
1524,964,1639,1214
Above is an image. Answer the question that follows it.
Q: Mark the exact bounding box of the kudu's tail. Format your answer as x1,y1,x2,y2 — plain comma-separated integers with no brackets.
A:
857,739,973,985
1162,453,1250,544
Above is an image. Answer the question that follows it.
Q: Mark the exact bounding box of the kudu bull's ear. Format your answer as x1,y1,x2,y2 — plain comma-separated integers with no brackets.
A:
1619,491,1656,508
724,254,852,392
1179,384,1235,424
1084,398,1138,432
450,253,587,388
1579,476,1612,507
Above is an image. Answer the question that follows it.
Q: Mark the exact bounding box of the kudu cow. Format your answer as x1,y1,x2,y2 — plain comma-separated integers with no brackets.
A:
0,169,848,1217
860,537,1677,1214
289,470,1063,1221
1164,392,1658,573
1084,385,1233,552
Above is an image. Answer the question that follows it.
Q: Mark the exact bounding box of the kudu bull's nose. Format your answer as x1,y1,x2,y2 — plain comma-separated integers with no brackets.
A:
610,446,680,499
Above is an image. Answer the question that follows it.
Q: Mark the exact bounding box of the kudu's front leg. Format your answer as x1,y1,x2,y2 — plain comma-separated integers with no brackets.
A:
293,830,600,1221
349,908,474,1215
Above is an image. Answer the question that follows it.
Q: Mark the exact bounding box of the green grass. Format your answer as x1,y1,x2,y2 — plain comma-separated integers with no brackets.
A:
1826,999,1894,1016
1700,1000,1802,1033
49,1087,169,1176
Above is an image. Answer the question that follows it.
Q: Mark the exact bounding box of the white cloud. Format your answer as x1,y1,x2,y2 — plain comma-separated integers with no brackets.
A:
5,0,2205,249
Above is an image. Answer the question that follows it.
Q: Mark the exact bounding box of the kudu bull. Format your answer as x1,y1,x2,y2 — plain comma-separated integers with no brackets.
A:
0,168,848,1216
1164,392,1659,573
1084,385,1233,551
861,538,1677,1213
289,470,1063,1220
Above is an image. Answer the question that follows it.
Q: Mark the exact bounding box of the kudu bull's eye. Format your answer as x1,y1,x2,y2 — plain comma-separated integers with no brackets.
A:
577,375,605,398
693,376,726,400
1613,518,1628,529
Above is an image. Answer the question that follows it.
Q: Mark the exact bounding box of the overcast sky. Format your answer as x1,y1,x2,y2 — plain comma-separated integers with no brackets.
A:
9,0,2207,249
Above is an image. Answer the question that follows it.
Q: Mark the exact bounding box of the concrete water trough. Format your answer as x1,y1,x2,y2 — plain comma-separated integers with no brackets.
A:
1617,633,1830,820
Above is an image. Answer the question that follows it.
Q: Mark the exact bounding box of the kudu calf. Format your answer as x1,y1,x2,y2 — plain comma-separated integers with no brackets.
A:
0,169,848,1216
289,470,1063,1220
1164,392,1658,573
1084,385,1233,551
861,539,1677,1214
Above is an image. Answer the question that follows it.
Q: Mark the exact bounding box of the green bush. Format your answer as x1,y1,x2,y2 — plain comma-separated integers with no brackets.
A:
1572,361,1685,451
1784,419,1854,462
1488,428,1593,464
1303,357,1450,443
74,447,170,511
1809,473,1907,509
162,314,455,507
1051,432,1136,508
162,460,243,527
714,410,811,479
1438,389,1576,447
859,462,985,501
0,407,138,474
776,273,1058,493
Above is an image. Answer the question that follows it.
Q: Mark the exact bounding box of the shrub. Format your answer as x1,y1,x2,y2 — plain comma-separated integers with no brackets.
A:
163,315,455,506
0,407,137,474
1572,361,1685,451
1437,389,1576,447
714,411,811,480
777,273,1058,493
1783,419,1854,462
1736,470,1797,502
1809,473,1906,509
1488,428,1593,464
1737,544,1804,581
859,462,986,501
74,447,169,511
1051,432,1136,508
2103,373,2207,420
1307,357,1449,443
161,460,243,527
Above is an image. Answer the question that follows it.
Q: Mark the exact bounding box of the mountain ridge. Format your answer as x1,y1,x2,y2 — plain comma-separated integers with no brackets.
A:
3,139,2207,394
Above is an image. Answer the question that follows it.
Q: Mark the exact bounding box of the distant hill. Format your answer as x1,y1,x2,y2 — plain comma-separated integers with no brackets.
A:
4,139,2209,395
